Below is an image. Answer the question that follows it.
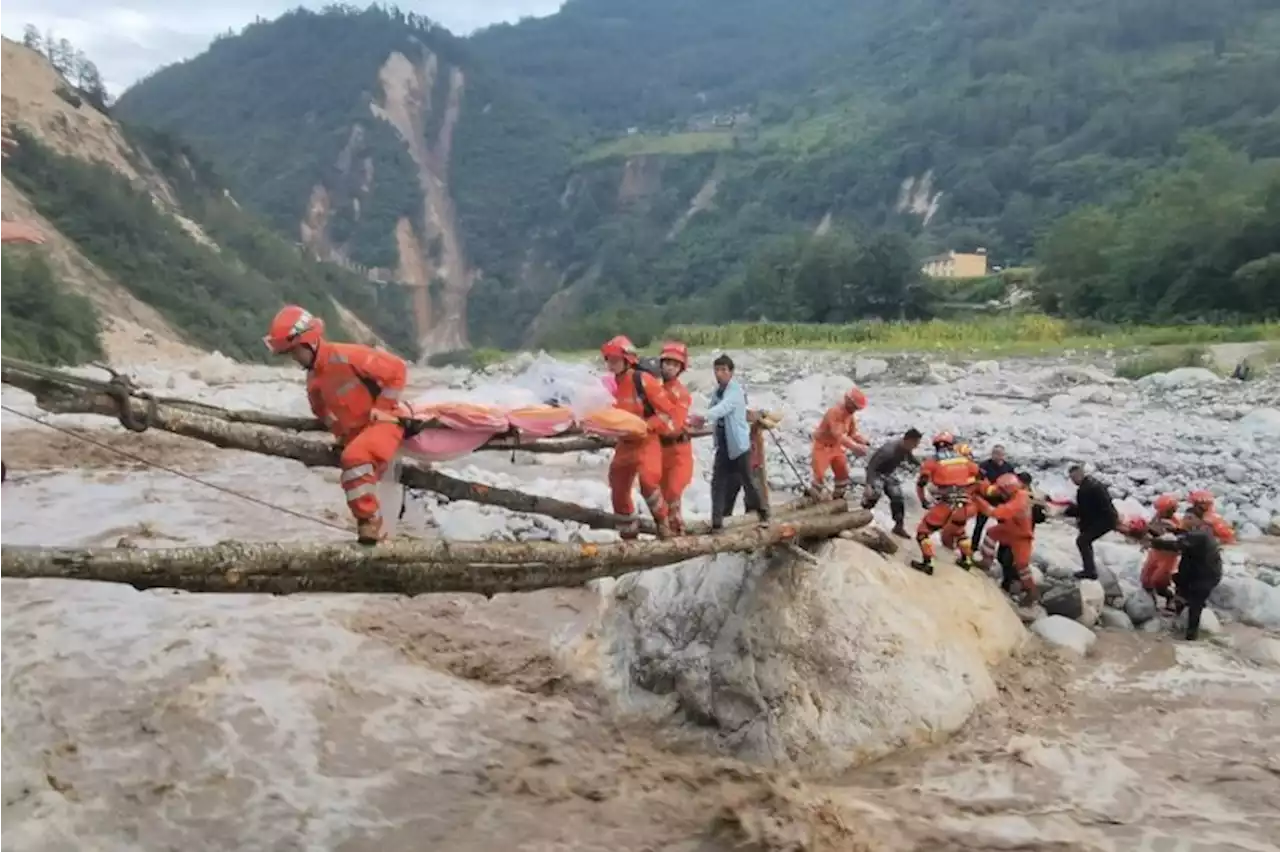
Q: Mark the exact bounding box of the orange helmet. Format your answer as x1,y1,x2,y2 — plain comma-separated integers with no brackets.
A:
600,335,638,365
659,341,689,369
932,431,955,447
844,386,868,410
994,472,1021,495
264,305,324,354
1188,489,1215,508
1153,493,1180,515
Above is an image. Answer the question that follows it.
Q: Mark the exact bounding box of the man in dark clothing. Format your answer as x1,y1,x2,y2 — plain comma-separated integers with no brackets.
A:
1064,464,1120,580
861,428,923,537
1151,517,1223,640
972,444,1017,550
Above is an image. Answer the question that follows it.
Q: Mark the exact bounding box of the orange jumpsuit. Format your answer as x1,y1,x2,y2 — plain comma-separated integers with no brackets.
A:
810,405,865,496
915,452,981,562
660,377,694,533
610,367,677,536
1140,512,1183,593
307,341,407,526
973,489,1036,593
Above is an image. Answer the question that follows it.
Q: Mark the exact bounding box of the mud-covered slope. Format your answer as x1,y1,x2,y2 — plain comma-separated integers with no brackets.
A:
116,7,570,355
1,38,417,363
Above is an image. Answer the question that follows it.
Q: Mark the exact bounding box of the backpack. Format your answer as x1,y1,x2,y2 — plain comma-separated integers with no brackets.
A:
632,357,663,419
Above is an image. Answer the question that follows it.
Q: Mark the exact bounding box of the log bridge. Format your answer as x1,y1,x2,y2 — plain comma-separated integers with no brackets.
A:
0,357,883,596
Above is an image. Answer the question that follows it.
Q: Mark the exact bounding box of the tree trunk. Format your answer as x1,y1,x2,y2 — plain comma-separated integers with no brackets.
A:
1,357,817,534
2,509,871,597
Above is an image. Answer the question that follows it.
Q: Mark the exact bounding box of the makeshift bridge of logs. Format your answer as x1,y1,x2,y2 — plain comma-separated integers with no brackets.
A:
0,357,887,596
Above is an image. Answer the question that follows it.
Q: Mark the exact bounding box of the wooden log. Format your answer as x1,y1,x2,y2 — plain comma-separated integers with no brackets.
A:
1,357,715,452
2,356,828,534
1,510,873,597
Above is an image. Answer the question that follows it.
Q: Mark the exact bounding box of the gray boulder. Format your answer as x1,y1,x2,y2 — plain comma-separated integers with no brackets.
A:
1099,608,1135,630
584,540,1027,772
1031,616,1097,656
1125,592,1159,626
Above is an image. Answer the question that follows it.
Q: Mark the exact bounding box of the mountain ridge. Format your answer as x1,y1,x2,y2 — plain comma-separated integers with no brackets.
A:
110,0,1280,348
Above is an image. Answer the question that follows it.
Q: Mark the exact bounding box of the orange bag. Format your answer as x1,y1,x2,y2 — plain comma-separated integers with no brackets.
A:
581,407,648,439
507,405,575,438
408,402,510,433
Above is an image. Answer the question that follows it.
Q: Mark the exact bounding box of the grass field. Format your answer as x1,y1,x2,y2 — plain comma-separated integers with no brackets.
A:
659,315,1280,356
578,131,736,162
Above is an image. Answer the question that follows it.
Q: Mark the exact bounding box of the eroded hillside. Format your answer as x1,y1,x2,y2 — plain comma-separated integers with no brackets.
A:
1,38,417,363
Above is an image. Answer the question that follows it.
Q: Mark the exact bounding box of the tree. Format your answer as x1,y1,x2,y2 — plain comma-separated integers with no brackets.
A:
21,24,42,52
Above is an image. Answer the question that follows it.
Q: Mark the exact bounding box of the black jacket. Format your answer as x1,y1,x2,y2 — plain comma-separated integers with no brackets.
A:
979,458,1016,483
1155,529,1223,599
1065,475,1119,534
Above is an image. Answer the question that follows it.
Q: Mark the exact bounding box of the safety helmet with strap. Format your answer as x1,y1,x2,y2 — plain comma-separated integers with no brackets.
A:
264,305,324,354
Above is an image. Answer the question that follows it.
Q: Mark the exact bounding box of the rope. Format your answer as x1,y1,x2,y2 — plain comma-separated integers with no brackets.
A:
1,404,351,534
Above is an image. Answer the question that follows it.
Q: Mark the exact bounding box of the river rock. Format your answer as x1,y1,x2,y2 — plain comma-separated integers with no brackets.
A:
581,540,1026,773
1236,408,1280,439
1138,367,1221,390
1099,608,1135,630
855,358,889,381
1238,636,1280,667
970,360,1000,375
1224,463,1249,484
1031,616,1097,656
1078,579,1105,626
1211,575,1280,629
1041,584,1084,621
1125,592,1159,625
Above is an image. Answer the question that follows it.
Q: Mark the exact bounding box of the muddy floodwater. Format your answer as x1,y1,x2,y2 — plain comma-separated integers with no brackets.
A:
4,354,1280,851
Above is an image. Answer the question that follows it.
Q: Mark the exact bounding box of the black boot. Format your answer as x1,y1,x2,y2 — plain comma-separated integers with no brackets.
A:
909,559,934,576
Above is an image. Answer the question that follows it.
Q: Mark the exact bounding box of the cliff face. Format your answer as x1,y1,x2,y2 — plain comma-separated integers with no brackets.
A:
2,37,415,364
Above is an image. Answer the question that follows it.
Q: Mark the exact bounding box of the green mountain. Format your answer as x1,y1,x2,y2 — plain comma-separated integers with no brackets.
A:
115,1,1280,348
1,38,416,365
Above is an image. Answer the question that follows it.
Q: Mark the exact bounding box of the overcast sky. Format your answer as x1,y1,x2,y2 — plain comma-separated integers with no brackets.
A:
1,1,564,94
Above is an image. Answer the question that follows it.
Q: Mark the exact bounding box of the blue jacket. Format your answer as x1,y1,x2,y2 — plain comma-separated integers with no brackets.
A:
704,378,750,460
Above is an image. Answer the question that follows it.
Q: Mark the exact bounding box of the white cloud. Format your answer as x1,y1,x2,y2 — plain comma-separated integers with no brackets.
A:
0,1,564,95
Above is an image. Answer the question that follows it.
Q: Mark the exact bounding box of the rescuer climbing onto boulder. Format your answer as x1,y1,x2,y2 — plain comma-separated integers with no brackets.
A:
809,386,869,500
912,431,980,575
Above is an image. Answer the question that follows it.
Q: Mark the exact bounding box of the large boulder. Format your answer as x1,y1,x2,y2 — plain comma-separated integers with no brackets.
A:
1236,408,1280,440
854,357,889,382
572,541,1027,773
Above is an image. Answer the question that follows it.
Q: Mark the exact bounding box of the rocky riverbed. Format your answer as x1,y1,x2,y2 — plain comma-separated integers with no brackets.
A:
3,348,1280,851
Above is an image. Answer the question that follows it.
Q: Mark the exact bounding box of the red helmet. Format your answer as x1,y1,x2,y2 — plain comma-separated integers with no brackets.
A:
994,472,1021,495
659,341,689,369
264,305,324,354
600,335,638,365
1153,493,1180,515
1188,489,1215,508
844,386,868,410
932,430,955,447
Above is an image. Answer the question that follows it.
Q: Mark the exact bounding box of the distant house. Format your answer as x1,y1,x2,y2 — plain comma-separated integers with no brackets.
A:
922,248,988,279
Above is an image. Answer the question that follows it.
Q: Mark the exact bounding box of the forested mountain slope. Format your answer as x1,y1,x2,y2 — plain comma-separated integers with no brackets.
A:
1,38,416,364
116,1,1280,348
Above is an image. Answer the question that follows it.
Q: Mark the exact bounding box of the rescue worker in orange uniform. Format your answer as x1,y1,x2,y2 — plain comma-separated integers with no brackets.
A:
912,431,981,575
1184,489,1237,545
972,472,1040,606
809,386,869,499
1138,493,1184,608
601,335,678,539
264,305,407,544
658,341,694,534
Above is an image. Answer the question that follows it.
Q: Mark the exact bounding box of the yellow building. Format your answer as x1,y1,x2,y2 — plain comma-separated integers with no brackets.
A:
922,249,988,279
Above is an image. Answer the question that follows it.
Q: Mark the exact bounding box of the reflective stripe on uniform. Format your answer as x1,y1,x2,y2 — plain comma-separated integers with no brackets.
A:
344,483,377,502
334,379,362,397
341,464,376,483
329,352,349,364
